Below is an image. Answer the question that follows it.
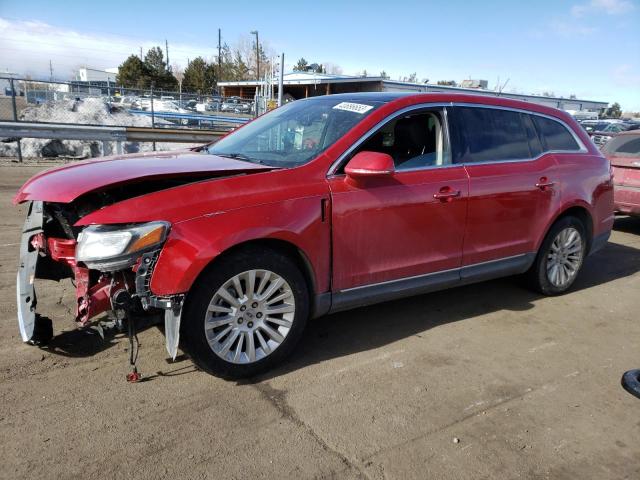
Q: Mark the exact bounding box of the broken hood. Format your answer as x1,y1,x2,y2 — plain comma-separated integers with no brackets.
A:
14,150,275,204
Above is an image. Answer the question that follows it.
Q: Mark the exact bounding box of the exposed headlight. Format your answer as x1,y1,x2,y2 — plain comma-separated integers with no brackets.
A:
76,221,170,271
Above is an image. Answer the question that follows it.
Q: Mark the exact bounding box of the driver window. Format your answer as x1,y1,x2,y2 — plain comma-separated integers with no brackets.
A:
352,109,450,171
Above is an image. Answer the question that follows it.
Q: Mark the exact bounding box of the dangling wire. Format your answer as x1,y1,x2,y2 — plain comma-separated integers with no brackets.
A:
126,308,141,383
121,271,141,382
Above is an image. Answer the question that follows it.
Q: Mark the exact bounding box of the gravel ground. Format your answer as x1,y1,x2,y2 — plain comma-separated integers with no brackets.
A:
1,164,639,480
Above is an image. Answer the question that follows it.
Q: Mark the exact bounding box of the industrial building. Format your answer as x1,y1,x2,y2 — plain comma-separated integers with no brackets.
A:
219,72,608,114
74,67,118,88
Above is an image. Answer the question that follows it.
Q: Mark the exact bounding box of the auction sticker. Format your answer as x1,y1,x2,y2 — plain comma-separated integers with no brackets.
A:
332,102,374,114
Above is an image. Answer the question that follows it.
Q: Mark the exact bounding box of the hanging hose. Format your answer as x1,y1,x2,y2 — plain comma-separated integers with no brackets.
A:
126,307,141,383
113,289,141,383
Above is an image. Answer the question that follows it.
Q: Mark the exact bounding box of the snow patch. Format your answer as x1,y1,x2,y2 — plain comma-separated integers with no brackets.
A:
1,97,178,159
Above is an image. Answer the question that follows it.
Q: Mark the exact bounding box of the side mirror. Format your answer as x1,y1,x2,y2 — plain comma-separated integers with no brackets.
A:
344,151,395,179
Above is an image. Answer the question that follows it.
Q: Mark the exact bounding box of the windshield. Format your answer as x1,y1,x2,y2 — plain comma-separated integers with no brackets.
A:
603,123,631,133
208,97,382,167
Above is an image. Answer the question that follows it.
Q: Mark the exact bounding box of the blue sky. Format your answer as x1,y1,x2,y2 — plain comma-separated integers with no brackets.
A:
1,0,639,109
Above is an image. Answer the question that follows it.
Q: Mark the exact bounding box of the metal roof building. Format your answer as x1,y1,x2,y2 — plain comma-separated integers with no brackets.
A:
219,72,608,113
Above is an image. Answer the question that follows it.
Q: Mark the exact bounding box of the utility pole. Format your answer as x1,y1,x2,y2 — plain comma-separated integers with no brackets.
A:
165,39,169,70
278,53,284,107
49,60,53,81
140,46,143,60
218,28,222,79
250,30,259,81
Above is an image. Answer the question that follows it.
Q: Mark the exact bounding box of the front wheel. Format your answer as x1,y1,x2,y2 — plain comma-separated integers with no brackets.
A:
182,247,309,378
526,216,587,295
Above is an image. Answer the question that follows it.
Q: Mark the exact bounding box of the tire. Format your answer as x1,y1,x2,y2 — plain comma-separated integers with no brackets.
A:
30,314,53,346
526,216,587,295
181,247,309,379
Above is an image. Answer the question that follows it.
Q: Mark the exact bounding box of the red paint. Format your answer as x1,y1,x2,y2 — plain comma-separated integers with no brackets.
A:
344,151,395,178
16,93,614,307
329,166,469,290
13,151,274,204
608,132,640,216
461,154,561,265
47,237,76,262
41,237,123,324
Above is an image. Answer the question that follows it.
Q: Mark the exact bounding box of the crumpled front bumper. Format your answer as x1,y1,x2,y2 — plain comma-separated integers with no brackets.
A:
16,201,43,342
16,201,185,358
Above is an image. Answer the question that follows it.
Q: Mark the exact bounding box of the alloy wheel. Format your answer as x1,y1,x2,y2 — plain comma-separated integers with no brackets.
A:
546,227,584,288
204,269,296,364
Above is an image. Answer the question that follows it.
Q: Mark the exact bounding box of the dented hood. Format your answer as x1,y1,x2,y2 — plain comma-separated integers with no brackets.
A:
14,150,274,204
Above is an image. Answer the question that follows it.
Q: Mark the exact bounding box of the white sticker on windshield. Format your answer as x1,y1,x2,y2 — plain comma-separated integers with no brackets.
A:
332,102,374,114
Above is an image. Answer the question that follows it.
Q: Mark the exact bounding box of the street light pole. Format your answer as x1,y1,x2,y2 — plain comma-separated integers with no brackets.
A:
250,30,259,81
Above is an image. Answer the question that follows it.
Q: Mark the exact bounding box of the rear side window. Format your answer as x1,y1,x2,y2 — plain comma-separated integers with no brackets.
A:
450,107,539,164
531,116,581,152
602,135,640,158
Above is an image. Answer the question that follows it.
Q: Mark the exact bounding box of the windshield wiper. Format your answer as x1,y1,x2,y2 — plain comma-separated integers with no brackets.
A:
215,152,269,165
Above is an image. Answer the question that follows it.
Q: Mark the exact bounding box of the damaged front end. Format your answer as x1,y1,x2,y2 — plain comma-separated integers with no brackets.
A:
17,200,184,359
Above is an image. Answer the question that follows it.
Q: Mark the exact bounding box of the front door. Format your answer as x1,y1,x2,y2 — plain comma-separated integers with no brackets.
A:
328,107,469,291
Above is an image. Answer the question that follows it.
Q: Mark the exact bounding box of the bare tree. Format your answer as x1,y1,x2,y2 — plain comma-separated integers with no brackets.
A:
233,34,275,80
172,63,184,85
323,62,343,75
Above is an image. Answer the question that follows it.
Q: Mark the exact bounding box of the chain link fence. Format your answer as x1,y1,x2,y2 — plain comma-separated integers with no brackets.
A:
0,76,255,130
0,76,270,161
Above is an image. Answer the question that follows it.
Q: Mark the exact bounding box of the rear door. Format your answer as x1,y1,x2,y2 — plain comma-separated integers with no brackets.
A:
448,106,561,266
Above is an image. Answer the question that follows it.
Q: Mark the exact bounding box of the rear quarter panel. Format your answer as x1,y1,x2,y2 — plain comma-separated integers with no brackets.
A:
547,152,614,247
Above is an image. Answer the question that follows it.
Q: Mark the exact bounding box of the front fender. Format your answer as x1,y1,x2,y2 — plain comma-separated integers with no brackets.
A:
149,196,330,296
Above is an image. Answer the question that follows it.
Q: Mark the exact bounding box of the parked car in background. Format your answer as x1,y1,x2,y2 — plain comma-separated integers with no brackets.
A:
605,131,640,216
592,122,640,147
579,120,618,135
180,99,198,111
221,96,252,114
109,96,140,110
14,93,613,379
138,95,153,111
196,100,221,112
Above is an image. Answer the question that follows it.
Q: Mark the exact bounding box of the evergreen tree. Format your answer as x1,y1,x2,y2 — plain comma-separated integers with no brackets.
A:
606,102,622,118
144,46,178,91
233,51,250,80
216,43,235,82
116,55,151,89
182,57,217,94
144,47,166,76
294,58,308,71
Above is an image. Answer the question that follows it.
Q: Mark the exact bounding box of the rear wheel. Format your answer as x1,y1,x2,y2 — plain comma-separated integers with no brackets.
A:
182,247,309,378
527,216,587,295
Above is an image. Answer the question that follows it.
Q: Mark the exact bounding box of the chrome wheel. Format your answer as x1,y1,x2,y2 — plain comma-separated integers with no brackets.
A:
546,227,583,288
204,269,296,364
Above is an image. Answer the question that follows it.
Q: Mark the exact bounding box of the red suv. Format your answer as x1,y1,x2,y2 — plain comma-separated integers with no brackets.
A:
15,93,614,378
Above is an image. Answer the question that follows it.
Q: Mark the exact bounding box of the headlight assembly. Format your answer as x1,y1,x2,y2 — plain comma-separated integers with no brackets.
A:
76,221,170,271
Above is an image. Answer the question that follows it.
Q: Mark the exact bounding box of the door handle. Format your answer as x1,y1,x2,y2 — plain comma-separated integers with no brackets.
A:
535,179,555,190
433,188,461,201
